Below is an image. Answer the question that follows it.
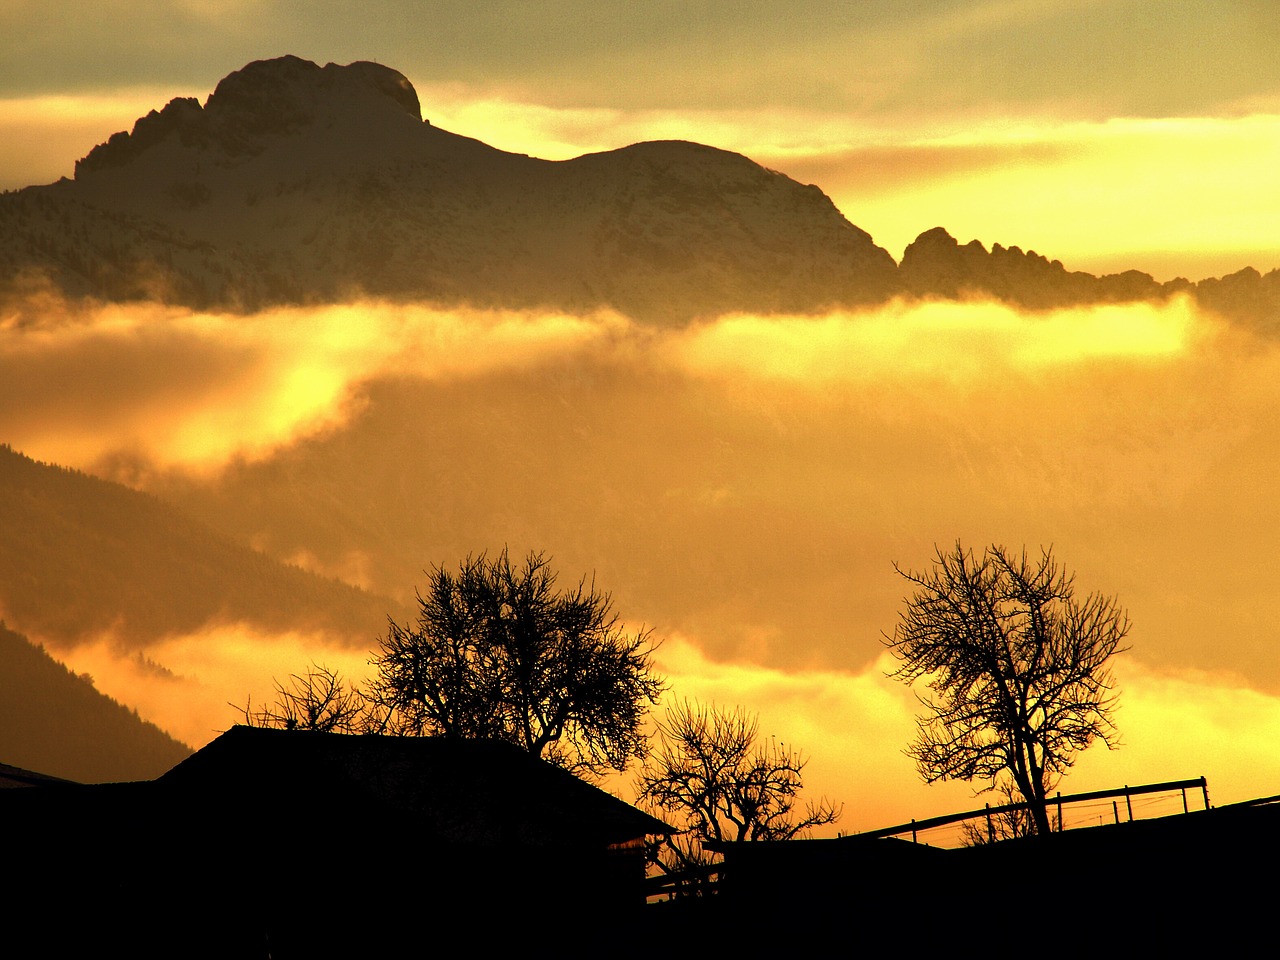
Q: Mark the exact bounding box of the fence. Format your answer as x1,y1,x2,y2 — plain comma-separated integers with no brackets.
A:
845,776,1212,849
645,776,1232,901
643,861,723,902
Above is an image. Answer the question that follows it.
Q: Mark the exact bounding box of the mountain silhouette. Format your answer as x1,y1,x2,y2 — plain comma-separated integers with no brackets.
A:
2,55,1276,327
0,442,409,777
900,226,1279,327
0,56,898,323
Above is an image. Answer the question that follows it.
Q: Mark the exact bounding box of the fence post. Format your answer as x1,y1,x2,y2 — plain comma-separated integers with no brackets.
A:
1112,800,1120,824
1056,792,1063,833
1181,785,1189,814
1200,776,1211,810
911,819,917,844
985,804,994,843
1125,785,1134,822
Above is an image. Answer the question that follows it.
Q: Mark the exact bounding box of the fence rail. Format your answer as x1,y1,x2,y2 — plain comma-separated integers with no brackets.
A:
845,776,1211,848
643,862,723,902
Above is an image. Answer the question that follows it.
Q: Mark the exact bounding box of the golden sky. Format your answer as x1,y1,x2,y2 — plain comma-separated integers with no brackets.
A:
4,1,1280,828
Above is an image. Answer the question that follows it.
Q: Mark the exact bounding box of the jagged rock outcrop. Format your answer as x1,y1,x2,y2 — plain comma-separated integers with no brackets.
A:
900,226,1173,308
77,57,424,176
898,226,1279,332
1194,266,1280,329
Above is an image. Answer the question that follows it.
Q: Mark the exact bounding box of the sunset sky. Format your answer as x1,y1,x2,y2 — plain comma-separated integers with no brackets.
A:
4,1,1280,831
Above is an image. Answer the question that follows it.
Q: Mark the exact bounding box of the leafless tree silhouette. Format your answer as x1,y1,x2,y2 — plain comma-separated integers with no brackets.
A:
886,542,1129,836
372,549,664,777
238,663,382,733
635,699,840,891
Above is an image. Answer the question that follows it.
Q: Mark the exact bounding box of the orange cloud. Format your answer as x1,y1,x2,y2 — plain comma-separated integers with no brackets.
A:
668,297,1201,384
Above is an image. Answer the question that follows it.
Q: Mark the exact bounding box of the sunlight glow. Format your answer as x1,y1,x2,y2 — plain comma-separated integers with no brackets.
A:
671,297,1199,386
0,91,180,189
45,625,375,750
801,114,1280,277
647,640,1280,829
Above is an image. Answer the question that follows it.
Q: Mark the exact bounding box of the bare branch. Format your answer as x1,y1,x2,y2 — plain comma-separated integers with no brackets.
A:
635,699,841,890
238,663,376,734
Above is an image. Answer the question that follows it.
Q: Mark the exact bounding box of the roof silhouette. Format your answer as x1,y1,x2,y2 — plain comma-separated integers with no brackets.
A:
160,725,671,846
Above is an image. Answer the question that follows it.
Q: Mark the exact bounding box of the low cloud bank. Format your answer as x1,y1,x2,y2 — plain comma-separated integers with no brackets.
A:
8,294,1280,683
0,293,1217,476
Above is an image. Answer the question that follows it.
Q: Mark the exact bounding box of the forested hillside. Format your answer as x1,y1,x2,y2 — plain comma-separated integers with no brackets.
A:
0,444,401,649
0,622,190,781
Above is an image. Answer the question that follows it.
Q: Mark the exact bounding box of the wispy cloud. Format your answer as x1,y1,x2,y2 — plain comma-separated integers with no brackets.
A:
669,297,1200,385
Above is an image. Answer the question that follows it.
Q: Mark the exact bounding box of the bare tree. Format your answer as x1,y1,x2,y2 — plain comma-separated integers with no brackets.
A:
371,549,664,777
886,542,1129,836
238,663,381,733
635,700,841,889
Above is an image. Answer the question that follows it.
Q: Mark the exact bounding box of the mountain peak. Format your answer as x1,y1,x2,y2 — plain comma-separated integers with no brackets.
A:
76,56,422,176
206,56,422,128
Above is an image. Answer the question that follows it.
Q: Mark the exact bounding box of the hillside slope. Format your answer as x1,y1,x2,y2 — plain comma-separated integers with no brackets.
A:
0,444,402,649
0,621,190,781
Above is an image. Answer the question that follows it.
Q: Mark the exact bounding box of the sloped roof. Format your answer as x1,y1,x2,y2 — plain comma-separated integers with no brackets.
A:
0,760,79,788
160,725,670,847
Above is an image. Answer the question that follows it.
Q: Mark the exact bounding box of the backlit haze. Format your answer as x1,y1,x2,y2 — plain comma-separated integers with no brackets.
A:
5,0,1280,828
